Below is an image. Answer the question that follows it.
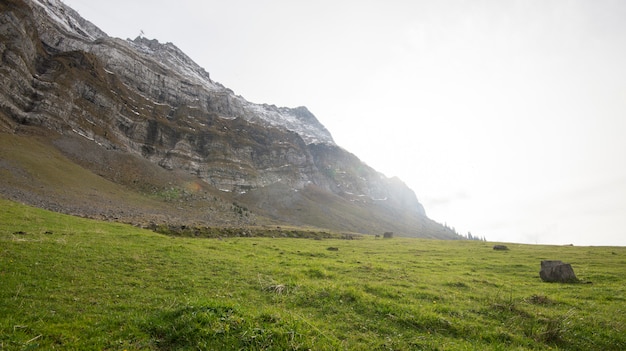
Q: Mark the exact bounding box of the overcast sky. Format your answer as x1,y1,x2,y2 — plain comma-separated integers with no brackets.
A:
62,0,626,246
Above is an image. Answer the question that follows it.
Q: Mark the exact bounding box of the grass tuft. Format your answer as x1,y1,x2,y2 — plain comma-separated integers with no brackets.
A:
525,294,554,305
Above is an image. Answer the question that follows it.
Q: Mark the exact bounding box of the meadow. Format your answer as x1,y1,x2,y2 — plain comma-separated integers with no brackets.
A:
1,198,625,350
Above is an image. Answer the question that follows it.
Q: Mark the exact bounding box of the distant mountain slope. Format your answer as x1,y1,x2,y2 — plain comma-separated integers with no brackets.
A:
0,0,460,239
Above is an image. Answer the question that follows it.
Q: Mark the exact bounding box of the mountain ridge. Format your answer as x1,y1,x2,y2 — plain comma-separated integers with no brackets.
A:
0,0,460,239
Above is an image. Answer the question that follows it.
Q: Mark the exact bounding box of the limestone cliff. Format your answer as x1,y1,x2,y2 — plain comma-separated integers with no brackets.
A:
0,0,459,238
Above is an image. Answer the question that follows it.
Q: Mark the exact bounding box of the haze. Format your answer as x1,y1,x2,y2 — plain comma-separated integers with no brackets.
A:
62,0,626,246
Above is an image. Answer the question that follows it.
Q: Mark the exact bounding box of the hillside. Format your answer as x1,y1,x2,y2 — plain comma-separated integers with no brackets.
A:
1,199,625,350
0,0,458,238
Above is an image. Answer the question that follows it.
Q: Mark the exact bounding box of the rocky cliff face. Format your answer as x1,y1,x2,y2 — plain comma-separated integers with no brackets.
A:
0,0,459,238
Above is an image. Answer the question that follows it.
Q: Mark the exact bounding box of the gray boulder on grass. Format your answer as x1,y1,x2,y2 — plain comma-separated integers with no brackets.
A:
539,260,578,283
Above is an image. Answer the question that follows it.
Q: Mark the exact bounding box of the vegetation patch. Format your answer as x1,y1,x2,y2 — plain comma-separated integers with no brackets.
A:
145,302,316,350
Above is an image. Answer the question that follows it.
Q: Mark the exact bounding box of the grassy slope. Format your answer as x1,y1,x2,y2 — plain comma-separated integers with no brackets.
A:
1,199,625,350
0,133,154,205
0,131,258,226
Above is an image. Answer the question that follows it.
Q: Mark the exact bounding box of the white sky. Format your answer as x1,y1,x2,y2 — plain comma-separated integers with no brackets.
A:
62,0,626,246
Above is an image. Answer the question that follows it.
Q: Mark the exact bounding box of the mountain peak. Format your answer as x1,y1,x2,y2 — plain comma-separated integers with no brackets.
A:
127,35,219,92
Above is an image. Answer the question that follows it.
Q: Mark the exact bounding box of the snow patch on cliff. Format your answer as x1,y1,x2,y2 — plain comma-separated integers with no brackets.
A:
244,104,334,145
31,0,106,40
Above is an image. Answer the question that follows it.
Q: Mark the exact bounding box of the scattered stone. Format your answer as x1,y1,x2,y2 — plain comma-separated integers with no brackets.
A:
540,260,579,283
327,247,339,251
493,245,509,250
44,230,53,234
13,231,27,235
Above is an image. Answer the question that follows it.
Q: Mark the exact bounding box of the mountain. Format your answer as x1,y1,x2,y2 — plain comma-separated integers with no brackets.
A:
0,0,460,239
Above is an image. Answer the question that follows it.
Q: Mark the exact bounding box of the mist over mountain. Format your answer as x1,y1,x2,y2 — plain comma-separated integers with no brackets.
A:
0,0,460,239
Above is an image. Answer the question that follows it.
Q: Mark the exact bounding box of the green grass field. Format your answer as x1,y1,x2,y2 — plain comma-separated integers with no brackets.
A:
1,198,625,350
